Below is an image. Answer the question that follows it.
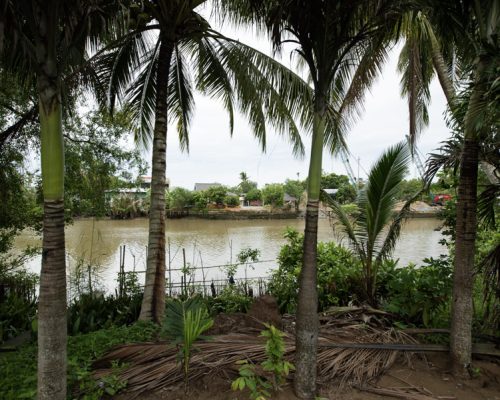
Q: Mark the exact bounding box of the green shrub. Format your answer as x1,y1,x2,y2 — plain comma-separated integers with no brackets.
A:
0,268,38,343
262,184,284,208
380,256,453,327
232,324,293,400
205,284,253,314
166,187,194,210
68,292,143,335
268,229,362,313
225,194,240,207
0,322,158,400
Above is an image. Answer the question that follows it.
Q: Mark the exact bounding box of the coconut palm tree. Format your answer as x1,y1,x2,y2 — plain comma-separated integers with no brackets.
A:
218,1,404,397
97,0,319,323
397,0,499,376
0,1,119,398
324,142,418,306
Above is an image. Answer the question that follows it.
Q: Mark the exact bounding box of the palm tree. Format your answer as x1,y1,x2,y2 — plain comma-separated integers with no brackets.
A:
397,0,499,376
98,0,315,323
324,142,418,306
219,1,404,397
0,1,117,398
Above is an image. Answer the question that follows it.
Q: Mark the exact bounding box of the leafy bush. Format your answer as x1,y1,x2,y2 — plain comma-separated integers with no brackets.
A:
166,187,194,210
380,256,453,327
225,194,240,207
0,322,158,400
193,191,209,211
232,324,293,400
268,229,362,313
262,184,284,208
68,291,143,335
109,195,148,219
205,284,253,314
206,185,227,205
0,268,38,343
245,188,262,202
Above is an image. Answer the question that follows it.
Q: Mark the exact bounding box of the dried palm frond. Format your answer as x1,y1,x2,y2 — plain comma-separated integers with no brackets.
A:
93,324,417,397
317,325,418,386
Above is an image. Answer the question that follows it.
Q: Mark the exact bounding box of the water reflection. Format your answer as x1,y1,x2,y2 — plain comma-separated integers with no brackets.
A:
14,217,447,292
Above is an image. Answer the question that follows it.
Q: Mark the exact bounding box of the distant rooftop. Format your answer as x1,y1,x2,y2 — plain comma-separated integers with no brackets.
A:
284,193,297,202
194,182,221,192
323,188,339,196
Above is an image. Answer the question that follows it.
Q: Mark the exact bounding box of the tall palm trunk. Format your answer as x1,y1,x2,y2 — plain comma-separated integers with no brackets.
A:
37,28,67,400
450,57,486,377
139,38,173,323
294,95,326,399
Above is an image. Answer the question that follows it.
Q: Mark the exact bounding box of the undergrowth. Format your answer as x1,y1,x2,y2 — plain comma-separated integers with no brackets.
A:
0,321,158,399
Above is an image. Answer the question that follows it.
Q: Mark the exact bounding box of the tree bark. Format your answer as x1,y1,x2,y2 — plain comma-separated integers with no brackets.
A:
35,3,67,398
294,97,325,399
450,138,478,377
38,199,66,400
139,38,173,323
450,56,487,377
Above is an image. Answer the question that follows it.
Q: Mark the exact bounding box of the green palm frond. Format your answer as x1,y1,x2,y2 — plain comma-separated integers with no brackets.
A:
375,187,424,265
477,183,499,228
321,191,365,262
169,42,194,152
194,37,235,135
124,38,161,148
323,142,413,304
397,12,435,146
338,35,389,131
358,142,411,261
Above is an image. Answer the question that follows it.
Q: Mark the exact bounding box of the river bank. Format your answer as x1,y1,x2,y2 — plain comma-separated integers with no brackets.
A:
163,200,441,220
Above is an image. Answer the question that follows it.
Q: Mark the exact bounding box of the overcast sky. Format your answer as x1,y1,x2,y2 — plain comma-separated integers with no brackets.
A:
158,14,451,191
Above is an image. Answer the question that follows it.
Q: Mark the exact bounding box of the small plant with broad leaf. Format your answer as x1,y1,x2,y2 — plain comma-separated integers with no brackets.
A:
161,298,213,387
232,324,294,400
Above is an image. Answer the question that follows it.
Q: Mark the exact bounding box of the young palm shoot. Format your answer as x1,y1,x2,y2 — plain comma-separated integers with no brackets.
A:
324,142,422,306
161,298,213,389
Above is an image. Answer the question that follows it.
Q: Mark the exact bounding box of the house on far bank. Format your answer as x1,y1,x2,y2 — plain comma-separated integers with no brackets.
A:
284,193,297,204
323,188,339,197
105,176,170,204
194,182,221,192
140,176,170,190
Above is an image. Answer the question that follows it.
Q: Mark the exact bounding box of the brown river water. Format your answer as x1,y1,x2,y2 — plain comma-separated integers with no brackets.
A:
14,217,446,293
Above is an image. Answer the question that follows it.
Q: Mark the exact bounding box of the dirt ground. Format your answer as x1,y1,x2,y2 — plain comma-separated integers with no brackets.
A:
117,354,500,400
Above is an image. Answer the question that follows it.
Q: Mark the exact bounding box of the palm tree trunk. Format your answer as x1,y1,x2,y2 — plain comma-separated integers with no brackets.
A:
449,56,486,377
139,38,173,323
294,96,326,399
37,75,66,399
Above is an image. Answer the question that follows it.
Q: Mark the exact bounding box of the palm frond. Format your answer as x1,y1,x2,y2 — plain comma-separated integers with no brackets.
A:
124,38,161,148
357,142,410,261
397,12,434,147
168,42,194,152
194,37,235,136
424,134,462,185
337,35,389,135
376,188,424,265
477,183,499,228
321,191,365,263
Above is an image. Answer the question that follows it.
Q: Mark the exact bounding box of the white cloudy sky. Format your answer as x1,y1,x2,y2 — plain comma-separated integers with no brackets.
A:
159,14,451,190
